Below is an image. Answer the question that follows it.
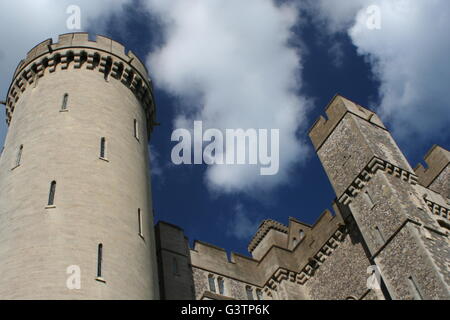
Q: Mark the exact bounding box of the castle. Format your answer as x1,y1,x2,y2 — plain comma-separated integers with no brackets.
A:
0,34,449,300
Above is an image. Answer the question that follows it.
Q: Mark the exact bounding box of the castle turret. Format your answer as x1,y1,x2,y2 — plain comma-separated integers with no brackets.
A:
309,95,450,300
0,33,159,299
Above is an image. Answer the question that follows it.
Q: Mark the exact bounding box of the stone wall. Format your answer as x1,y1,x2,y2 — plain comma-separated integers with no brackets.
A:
375,225,449,299
429,166,450,200
155,222,194,300
192,267,253,300
305,222,373,300
313,96,450,300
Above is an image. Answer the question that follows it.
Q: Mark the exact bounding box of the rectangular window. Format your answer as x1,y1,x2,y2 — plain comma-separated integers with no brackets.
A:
246,286,254,300
97,243,103,278
374,226,385,245
208,275,216,293
172,257,179,275
15,145,23,167
363,191,375,208
256,289,263,300
100,137,106,159
48,181,56,206
218,277,225,295
134,119,139,141
61,93,69,111
138,209,144,238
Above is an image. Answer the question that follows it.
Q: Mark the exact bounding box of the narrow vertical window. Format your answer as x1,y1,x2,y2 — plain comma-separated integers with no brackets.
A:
408,276,423,300
97,243,103,278
172,257,179,275
218,277,225,295
374,225,385,245
16,145,23,167
299,229,305,240
208,275,216,293
61,93,69,111
363,191,375,208
138,209,143,238
100,137,106,159
48,181,56,206
256,289,263,300
134,119,139,141
246,286,254,300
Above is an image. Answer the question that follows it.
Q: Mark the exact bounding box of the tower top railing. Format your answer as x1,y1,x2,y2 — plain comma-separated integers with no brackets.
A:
308,94,386,151
415,145,450,188
5,33,157,137
13,33,149,81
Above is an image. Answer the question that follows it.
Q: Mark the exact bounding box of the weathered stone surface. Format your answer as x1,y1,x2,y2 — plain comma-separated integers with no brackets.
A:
429,166,450,200
192,267,250,300
376,225,449,299
305,224,372,300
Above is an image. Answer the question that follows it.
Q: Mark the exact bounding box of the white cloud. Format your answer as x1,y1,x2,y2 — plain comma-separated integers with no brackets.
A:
226,203,259,240
144,0,310,195
303,0,368,33
308,0,450,141
0,0,132,145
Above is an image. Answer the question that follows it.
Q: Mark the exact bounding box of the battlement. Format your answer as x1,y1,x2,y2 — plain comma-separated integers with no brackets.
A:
5,33,157,135
248,219,288,253
153,203,353,300
309,94,386,151
184,207,345,290
14,33,148,80
192,241,258,266
190,240,262,286
414,145,450,188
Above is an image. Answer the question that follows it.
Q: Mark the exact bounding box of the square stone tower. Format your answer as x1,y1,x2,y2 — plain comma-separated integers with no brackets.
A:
309,95,450,299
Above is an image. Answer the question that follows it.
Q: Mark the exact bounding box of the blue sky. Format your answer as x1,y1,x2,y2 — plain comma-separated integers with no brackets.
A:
0,0,449,256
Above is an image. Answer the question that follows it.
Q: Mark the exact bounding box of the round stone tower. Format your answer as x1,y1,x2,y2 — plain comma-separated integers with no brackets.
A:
0,33,159,299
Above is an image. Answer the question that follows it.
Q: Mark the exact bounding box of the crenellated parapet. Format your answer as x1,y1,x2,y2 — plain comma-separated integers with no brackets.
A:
190,240,260,282
415,146,449,185
5,33,157,136
308,94,386,151
185,208,347,299
248,219,288,253
158,197,385,299
414,145,450,199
